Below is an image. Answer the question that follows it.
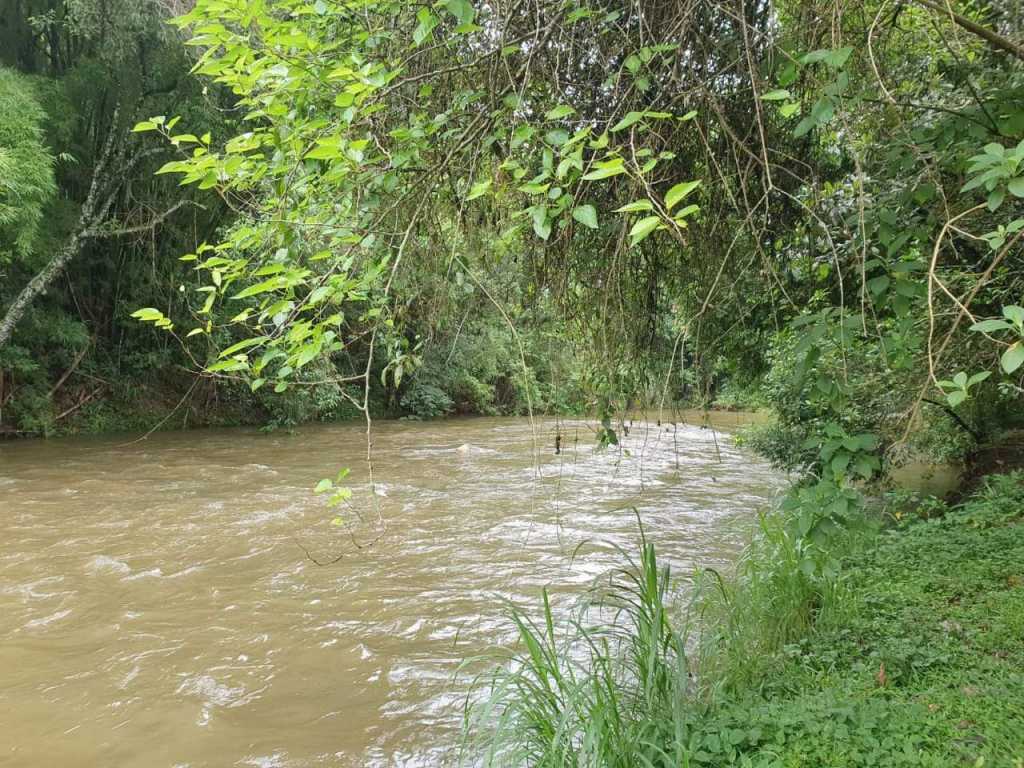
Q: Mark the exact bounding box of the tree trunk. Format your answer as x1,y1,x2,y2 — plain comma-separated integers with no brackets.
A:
0,230,88,347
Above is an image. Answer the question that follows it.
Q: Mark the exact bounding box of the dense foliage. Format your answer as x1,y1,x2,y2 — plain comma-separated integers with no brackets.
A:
0,0,227,433
2,1,1022,471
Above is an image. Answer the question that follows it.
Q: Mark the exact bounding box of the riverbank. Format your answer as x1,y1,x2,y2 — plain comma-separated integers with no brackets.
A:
0,385,769,440
474,471,1024,766
685,471,1024,766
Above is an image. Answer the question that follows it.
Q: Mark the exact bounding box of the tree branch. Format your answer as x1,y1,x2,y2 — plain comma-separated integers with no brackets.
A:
912,0,1024,63
84,200,199,238
921,398,983,441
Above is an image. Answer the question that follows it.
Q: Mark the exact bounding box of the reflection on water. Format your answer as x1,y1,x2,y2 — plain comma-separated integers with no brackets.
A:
0,414,784,767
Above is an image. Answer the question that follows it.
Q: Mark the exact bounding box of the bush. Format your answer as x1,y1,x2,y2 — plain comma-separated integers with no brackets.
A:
400,381,454,419
0,67,56,261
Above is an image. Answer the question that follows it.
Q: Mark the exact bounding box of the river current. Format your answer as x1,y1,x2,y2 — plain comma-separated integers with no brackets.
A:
0,413,783,767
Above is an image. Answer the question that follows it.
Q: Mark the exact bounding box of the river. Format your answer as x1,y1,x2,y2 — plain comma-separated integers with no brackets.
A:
0,413,784,767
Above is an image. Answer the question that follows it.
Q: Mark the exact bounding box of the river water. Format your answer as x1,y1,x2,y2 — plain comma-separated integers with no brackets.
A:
0,413,783,767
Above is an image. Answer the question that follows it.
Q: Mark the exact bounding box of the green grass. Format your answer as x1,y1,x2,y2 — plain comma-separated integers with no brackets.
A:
469,473,1024,767
696,472,1024,767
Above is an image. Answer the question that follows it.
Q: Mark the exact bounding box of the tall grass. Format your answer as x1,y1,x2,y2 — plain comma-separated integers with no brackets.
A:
691,510,859,695
464,536,694,767
466,503,871,766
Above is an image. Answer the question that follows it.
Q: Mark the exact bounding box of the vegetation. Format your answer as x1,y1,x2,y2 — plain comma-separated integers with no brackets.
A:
466,536,692,767
473,474,1024,767
2,0,1022,454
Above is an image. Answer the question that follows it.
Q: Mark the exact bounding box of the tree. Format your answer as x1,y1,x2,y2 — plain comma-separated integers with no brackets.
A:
0,67,55,264
0,0,225,433
0,110,190,348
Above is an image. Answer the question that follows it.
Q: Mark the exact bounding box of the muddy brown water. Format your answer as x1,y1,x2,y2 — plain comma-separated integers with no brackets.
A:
0,413,784,767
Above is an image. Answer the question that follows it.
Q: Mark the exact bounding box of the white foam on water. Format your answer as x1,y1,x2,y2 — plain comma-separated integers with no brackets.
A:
239,753,287,768
24,608,72,629
175,673,248,708
124,567,163,580
86,554,131,575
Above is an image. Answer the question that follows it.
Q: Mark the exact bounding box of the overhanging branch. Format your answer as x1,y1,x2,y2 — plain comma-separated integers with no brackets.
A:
913,0,1024,63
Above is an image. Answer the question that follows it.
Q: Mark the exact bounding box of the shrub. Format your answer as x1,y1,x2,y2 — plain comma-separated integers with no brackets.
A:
400,381,454,419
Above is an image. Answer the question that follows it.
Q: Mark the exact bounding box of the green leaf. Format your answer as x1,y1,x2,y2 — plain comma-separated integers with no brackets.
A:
673,203,699,221
583,162,625,181
131,307,165,322
1004,305,1024,326
967,371,991,387
306,143,341,160
510,125,534,148
810,97,835,124
413,8,438,45
802,47,852,69
970,318,1012,333
545,105,575,120
532,207,552,240
664,180,701,211
1001,343,1024,374
946,390,967,408
855,433,879,451
867,275,890,296
1009,177,1024,198
467,179,491,200
761,89,791,101
519,182,550,195
232,277,283,299
615,200,654,213
629,216,662,246
132,121,157,133
154,160,188,175
295,344,319,368
207,358,248,373
825,47,853,68
445,0,474,24
219,336,267,358
572,204,598,229
314,479,333,493
988,188,1006,211
610,111,644,132
794,115,816,138
831,452,850,475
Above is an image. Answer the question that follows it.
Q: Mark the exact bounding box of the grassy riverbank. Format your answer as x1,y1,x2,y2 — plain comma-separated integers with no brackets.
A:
688,472,1024,767
473,472,1024,766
